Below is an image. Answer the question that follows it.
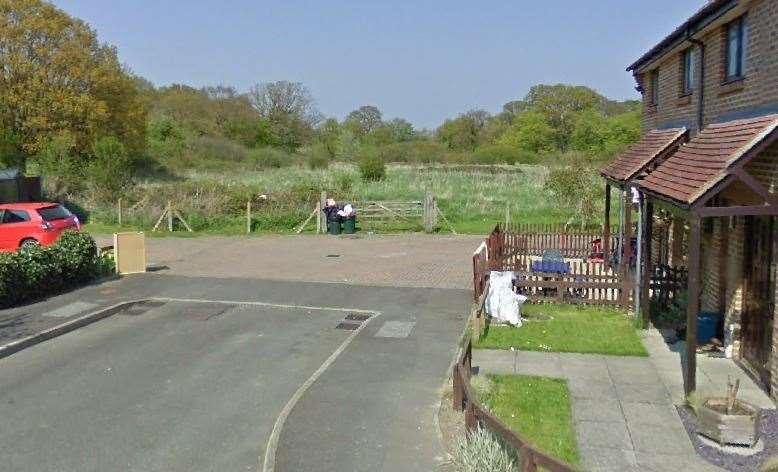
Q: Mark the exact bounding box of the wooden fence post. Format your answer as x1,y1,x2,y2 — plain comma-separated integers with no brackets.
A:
246,200,252,234
423,192,435,233
317,191,327,234
117,198,123,226
452,366,463,411
167,201,173,232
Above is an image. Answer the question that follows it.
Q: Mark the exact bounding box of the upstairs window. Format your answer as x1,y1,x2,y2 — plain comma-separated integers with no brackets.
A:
682,49,695,95
650,70,660,106
725,16,748,81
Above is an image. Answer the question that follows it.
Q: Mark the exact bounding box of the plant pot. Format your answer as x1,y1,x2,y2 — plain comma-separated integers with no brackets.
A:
696,397,760,447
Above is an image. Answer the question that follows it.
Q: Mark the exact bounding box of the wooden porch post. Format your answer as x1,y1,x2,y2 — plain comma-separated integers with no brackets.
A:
604,183,611,263
685,215,702,397
670,217,684,267
640,199,654,329
622,189,633,308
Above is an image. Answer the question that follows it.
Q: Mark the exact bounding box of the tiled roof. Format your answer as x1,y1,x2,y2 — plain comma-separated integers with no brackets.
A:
639,115,778,206
601,128,687,184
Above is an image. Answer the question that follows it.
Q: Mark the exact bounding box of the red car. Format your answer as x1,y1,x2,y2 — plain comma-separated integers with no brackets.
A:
0,202,80,251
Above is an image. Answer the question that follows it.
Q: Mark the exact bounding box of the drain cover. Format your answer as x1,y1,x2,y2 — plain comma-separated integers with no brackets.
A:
326,254,341,258
335,322,360,330
345,313,371,322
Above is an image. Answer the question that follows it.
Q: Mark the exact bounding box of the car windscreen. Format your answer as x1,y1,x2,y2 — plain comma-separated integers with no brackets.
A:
37,205,72,221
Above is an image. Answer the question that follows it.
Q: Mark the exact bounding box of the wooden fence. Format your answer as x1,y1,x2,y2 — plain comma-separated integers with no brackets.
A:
472,241,489,302
453,333,577,472
649,265,687,309
490,223,619,261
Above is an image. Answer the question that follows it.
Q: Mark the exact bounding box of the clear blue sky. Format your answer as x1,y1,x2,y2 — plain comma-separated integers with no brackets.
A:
55,0,703,129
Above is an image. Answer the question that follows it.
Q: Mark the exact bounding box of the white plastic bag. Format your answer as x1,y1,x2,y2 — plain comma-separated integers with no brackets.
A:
486,271,527,326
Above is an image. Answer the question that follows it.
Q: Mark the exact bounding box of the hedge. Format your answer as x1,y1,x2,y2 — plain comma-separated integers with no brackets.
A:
0,232,113,308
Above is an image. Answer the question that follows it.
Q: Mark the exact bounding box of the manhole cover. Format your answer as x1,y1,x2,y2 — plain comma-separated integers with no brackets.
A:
345,313,371,322
335,322,360,330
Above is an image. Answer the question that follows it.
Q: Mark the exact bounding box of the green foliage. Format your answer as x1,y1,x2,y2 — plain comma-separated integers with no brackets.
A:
358,147,386,181
88,136,134,200
0,232,111,308
652,290,688,328
472,145,540,165
0,0,147,161
34,132,85,198
545,158,604,228
305,144,330,170
248,147,295,169
498,112,557,154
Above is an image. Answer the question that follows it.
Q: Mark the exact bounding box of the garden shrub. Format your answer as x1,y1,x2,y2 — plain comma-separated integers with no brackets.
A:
0,232,112,308
358,147,386,181
305,144,330,170
452,427,518,472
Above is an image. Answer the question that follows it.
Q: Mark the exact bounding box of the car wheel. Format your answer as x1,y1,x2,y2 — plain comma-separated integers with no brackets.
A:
19,239,40,250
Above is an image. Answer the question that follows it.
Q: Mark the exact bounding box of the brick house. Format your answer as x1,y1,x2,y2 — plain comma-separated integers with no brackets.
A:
606,0,778,399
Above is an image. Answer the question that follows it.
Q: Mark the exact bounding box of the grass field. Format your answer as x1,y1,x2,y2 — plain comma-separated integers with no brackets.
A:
475,304,648,356
479,374,579,466
77,163,608,235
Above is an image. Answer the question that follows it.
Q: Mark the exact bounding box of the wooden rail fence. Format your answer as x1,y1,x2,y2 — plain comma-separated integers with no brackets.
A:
453,333,577,472
490,223,619,261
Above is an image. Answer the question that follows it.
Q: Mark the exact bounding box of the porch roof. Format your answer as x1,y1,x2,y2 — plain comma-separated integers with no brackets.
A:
600,128,687,185
639,114,778,208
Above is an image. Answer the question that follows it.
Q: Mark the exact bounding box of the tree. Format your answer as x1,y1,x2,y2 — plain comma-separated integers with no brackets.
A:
345,105,383,138
0,0,147,164
386,118,415,142
318,118,340,158
437,109,491,151
249,81,321,150
519,84,603,150
497,112,557,154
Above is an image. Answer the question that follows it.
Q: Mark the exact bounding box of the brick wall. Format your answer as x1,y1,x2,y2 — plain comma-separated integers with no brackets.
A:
723,216,745,359
640,0,778,133
746,139,778,193
700,218,723,313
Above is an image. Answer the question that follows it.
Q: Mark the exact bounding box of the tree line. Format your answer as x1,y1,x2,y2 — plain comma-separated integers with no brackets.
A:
0,0,641,200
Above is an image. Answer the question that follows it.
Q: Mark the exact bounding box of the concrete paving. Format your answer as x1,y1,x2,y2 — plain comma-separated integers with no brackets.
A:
0,274,470,471
642,328,775,410
475,349,723,472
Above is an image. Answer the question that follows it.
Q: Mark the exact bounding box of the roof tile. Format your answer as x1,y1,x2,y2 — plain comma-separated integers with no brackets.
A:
601,128,687,183
639,115,778,205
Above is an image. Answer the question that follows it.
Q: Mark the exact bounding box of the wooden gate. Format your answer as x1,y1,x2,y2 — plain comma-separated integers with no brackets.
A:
742,216,775,387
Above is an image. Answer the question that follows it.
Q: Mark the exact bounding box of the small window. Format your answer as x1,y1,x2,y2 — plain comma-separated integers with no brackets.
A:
682,49,695,95
37,205,71,221
725,16,748,81
650,70,660,106
1,209,30,224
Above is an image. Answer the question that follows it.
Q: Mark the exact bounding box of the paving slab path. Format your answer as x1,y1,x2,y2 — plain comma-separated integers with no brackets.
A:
476,349,724,472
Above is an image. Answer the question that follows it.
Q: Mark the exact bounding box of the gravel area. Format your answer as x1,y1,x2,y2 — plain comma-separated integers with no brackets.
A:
678,405,778,471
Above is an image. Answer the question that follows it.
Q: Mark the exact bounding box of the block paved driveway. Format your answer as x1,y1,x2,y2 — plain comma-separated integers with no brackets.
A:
96,234,483,290
0,234,478,471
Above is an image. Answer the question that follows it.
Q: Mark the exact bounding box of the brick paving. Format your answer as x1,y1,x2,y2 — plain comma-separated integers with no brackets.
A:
96,234,482,290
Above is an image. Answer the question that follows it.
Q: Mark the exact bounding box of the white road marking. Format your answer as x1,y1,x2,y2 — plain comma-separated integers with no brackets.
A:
150,297,378,315
260,311,381,472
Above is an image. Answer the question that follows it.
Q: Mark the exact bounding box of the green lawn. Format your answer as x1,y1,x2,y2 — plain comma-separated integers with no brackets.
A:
475,304,648,356
481,374,579,466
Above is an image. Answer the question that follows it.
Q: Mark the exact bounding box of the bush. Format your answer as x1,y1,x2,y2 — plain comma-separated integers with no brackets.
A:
305,144,330,170
0,232,112,308
249,146,295,169
452,427,518,472
472,145,540,165
358,147,386,181
88,136,135,200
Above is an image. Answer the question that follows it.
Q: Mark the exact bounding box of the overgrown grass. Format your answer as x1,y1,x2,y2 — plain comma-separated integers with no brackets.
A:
479,374,579,466
475,304,648,356
74,162,616,235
